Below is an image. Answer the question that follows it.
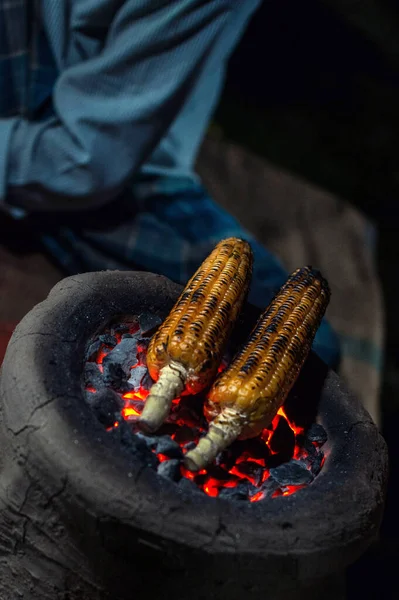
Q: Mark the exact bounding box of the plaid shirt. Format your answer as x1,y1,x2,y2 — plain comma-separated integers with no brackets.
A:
0,0,340,368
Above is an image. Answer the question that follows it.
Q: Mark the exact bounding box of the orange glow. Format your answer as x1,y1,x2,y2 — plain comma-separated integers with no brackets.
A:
203,478,220,498
277,407,303,436
229,465,258,486
122,406,140,418
122,387,149,401
250,490,265,502
89,322,326,503
283,484,305,496
157,453,169,463
97,349,109,364
180,465,195,480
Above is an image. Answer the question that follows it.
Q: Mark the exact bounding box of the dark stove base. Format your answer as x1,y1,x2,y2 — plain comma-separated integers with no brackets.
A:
0,272,388,600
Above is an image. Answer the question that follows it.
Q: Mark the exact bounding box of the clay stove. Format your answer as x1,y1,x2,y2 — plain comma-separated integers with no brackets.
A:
0,271,388,600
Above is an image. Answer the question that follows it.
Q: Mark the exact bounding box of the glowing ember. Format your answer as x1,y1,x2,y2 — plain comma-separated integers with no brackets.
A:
84,317,327,502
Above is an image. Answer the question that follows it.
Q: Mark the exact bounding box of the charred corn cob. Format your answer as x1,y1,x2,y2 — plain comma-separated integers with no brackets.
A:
184,266,330,472
137,238,253,433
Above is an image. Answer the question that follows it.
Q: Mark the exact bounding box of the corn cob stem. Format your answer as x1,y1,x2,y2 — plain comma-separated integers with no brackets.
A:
184,407,246,472
138,362,187,433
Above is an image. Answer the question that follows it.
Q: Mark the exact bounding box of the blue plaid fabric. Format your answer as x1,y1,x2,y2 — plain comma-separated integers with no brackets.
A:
0,0,340,368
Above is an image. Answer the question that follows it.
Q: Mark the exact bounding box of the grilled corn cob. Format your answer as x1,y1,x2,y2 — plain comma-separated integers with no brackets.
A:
137,238,253,432
184,266,331,471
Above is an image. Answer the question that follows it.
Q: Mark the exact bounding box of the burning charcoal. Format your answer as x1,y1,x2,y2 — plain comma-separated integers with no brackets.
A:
308,450,324,476
157,459,182,482
86,339,102,361
99,333,117,347
102,337,138,388
270,459,313,487
305,423,328,446
173,425,197,445
109,422,158,469
155,436,183,459
258,477,280,499
218,481,249,502
301,435,318,459
231,461,264,487
91,388,123,428
127,366,148,392
139,313,162,336
84,362,104,391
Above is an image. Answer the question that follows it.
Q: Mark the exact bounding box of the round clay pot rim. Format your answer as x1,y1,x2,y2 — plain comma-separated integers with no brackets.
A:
0,271,387,569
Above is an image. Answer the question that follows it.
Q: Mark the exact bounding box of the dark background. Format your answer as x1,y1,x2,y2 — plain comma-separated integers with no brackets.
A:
213,1,398,598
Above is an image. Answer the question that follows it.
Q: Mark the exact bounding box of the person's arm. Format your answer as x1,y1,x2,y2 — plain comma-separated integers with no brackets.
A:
0,0,233,212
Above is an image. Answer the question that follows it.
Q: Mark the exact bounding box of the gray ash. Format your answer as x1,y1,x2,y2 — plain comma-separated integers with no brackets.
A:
83,314,328,502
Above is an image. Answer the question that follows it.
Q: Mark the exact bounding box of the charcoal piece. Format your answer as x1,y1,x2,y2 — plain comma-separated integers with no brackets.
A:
308,451,324,476
84,362,104,391
157,459,182,482
270,459,313,486
91,388,123,428
173,425,197,445
127,366,148,392
111,323,129,335
86,339,102,361
218,481,249,502
177,477,204,495
112,320,140,336
302,439,317,457
155,436,183,459
99,334,117,347
258,477,280,499
109,422,158,469
183,441,196,452
231,461,264,487
134,432,159,450
139,313,162,336
240,437,271,461
306,423,328,446
140,371,153,392
268,417,295,460
102,337,138,388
